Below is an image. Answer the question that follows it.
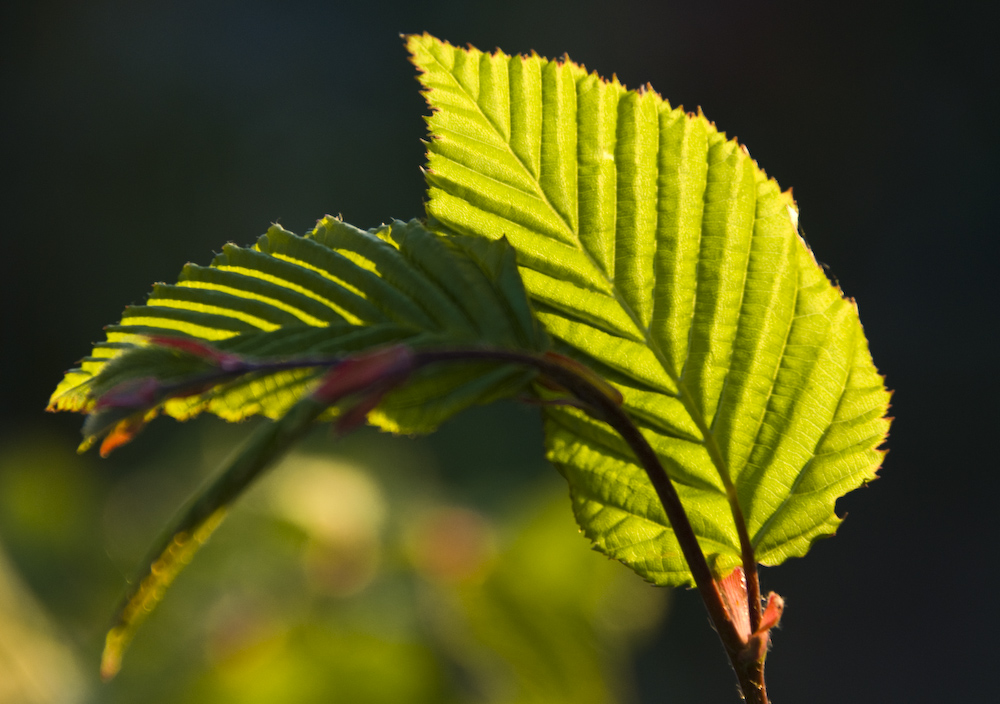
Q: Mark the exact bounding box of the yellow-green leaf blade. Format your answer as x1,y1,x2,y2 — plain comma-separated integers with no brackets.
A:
411,33,890,587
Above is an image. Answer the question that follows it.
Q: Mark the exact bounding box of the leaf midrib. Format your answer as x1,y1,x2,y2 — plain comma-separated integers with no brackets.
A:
425,46,749,559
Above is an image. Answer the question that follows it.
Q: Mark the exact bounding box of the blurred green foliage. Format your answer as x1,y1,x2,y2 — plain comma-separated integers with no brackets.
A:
0,406,666,704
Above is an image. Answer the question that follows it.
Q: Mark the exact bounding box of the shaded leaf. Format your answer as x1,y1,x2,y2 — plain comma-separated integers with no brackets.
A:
100,383,334,680
49,218,549,448
49,217,550,677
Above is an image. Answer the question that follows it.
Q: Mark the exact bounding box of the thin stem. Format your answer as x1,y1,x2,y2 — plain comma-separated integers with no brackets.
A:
413,348,768,703
138,340,769,701
732,496,762,632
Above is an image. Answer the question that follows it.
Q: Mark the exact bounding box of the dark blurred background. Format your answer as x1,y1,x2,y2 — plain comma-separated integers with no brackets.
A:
1,1,996,702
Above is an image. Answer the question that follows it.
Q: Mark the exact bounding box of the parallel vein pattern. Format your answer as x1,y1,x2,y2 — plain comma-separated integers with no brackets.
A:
410,34,890,586
49,218,548,439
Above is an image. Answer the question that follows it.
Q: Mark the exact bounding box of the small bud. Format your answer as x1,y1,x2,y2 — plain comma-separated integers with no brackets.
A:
757,592,784,634
738,591,785,664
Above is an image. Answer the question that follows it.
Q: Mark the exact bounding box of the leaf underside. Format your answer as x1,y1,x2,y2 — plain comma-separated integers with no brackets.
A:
49,217,549,678
49,218,548,444
409,33,891,586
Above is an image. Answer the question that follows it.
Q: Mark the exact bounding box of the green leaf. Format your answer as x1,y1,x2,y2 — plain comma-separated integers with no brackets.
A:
48,217,549,677
409,33,891,586
49,217,549,446
99,383,335,680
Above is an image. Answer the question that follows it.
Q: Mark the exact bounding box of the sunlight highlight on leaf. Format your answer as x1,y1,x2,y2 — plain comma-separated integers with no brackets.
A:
409,33,891,587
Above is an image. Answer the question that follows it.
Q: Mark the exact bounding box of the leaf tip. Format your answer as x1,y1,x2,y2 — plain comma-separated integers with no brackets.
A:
98,416,148,457
404,31,446,66
99,628,127,681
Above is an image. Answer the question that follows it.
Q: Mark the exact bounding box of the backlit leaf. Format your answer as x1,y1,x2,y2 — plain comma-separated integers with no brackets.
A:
410,33,891,586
